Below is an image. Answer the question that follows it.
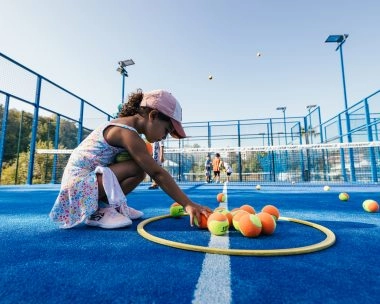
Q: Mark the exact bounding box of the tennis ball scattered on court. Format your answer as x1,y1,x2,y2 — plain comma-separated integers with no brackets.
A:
239,213,262,238
232,209,249,231
338,192,350,201
194,213,208,229
216,193,226,203
362,199,379,213
261,205,280,221
323,185,330,191
257,212,277,235
115,151,132,162
169,202,184,217
256,184,261,190
207,212,229,236
239,204,256,214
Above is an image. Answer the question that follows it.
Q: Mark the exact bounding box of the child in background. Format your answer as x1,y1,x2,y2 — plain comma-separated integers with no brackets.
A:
204,155,212,183
224,162,233,182
50,89,212,229
148,140,164,189
212,153,222,183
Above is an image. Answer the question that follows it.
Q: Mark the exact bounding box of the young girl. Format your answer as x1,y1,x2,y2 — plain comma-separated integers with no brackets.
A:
50,89,212,229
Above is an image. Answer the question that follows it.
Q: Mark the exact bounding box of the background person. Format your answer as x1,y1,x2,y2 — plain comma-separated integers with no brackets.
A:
204,155,212,183
212,153,223,183
149,140,164,189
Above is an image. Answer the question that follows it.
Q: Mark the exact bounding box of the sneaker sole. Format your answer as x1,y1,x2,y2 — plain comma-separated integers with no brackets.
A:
85,219,132,229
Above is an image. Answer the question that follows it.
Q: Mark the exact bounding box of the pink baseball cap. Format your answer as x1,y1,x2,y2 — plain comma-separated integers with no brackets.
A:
140,89,186,139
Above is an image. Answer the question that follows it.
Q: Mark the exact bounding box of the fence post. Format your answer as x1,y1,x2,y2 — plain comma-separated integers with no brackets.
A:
27,76,42,185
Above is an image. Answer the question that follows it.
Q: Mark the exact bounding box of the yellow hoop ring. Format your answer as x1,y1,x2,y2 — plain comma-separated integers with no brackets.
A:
137,215,336,256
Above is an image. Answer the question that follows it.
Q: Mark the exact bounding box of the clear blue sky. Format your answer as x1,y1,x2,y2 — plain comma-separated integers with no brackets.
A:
1,0,379,123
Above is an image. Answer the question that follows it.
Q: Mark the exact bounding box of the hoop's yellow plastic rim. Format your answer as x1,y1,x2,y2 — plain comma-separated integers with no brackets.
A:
137,215,336,256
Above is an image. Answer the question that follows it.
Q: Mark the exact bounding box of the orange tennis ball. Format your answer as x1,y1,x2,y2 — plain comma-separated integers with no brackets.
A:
230,208,241,216
194,213,208,229
215,208,233,227
262,205,280,221
339,192,349,201
239,213,262,238
216,193,226,202
207,212,229,236
239,204,256,214
232,210,249,231
362,199,379,213
257,212,277,235
145,140,153,155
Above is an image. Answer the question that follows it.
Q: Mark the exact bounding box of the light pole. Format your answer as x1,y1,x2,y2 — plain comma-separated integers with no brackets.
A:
306,104,317,144
117,59,135,104
325,34,349,110
276,106,287,144
325,34,355,181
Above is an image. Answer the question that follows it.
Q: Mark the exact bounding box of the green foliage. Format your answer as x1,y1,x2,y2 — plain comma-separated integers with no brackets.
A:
0,108,79,184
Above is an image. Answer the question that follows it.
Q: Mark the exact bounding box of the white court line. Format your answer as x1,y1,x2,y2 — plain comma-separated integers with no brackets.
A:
192,182,232,304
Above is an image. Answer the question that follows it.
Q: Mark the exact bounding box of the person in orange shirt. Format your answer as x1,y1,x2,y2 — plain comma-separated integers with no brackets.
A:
212,153,223,183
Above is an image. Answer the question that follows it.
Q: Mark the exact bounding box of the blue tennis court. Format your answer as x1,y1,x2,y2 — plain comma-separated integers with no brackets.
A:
1,182,378,304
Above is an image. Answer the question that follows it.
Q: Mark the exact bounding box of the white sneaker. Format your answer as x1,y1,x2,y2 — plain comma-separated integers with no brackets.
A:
117,203,144,220
85,207,132,229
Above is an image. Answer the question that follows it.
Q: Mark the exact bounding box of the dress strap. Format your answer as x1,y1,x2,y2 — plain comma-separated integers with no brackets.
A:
106,122,138,133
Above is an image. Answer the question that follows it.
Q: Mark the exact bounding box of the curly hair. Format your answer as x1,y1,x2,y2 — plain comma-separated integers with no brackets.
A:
117,89,171,122
118,89,144,117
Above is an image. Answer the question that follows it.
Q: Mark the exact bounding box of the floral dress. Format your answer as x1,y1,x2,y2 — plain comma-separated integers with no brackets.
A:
49,122,137,228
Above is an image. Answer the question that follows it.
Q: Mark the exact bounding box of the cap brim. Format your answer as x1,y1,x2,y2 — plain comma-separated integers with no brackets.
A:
170,119,186,139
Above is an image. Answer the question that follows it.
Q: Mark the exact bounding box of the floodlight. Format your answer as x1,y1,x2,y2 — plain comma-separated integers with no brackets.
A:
325,34,348,43
119,59,135,67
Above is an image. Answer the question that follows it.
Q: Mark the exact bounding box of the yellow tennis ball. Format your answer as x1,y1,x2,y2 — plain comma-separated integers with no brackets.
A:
323,185,330,191
207,212,229,236
169,202,184,217
362,199,379,213
256,184,261,190
216,193,226,202
338,192,349,201
115,151,132,162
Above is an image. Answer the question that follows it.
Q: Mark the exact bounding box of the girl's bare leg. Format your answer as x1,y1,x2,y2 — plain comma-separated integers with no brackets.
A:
97,161,146,202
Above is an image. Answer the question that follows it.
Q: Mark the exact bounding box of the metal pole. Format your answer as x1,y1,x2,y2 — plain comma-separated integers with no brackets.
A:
15,110,24,184
339,42,356,181
122,73,126,103
283,110,287,144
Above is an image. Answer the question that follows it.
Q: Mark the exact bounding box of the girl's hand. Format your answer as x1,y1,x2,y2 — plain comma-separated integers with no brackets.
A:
185,203,212,227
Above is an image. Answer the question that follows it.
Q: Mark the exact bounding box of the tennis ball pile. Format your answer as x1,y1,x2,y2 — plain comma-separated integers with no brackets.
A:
204,204,280,237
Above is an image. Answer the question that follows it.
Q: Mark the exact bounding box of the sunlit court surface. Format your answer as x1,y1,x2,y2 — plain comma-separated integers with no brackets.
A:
1,182,379,304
